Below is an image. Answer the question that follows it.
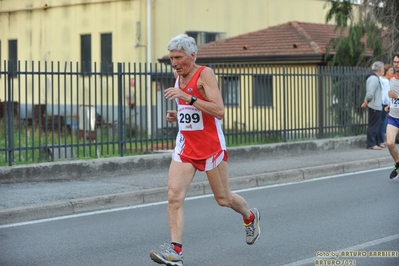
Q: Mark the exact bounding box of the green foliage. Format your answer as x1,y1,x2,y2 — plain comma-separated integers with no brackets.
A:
329,67,368,136
325,0,354,29
324,0,385,66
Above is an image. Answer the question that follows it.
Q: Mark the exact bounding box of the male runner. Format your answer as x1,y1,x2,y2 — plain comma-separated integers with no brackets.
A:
385,53,399,179
149,34,261,266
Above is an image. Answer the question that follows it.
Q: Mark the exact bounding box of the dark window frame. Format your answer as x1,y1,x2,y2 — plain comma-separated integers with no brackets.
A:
81,34,92,76
186,31,222,45
252,74,273,107
204,32,217,43
101,33,113,75
221,75,240,106
186,31,199,45
8,39,17,77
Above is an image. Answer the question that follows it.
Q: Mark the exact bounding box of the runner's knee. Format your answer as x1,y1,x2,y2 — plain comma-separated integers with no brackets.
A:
168,187,185,205
387,140,396,149
214,194,234,207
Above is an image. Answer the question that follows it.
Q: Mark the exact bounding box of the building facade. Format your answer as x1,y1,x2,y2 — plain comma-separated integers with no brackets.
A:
0,0,343,65
0,0,365,144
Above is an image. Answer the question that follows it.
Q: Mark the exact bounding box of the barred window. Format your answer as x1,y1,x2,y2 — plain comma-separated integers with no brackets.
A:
252,74,273,107
81,34,91,75
101,33,112,75
8,40,17,77
221,76,240,106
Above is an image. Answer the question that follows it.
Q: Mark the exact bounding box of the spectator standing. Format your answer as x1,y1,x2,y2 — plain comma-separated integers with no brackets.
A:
361,61,384,150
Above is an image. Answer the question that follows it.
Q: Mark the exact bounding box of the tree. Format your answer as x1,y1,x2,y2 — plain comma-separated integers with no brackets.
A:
323,1,377,135
366,0,399,61
325,0,399,67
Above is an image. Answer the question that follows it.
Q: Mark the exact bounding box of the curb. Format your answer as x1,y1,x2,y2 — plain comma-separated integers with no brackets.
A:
0,136,366,183
0,156,391,225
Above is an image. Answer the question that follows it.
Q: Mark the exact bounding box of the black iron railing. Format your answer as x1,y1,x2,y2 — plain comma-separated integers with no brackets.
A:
0,61,368,166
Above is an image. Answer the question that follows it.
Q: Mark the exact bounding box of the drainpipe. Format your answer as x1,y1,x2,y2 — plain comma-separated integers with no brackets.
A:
146,0,152,137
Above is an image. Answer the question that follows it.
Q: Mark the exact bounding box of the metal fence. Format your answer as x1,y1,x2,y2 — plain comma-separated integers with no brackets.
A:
0,61,369,166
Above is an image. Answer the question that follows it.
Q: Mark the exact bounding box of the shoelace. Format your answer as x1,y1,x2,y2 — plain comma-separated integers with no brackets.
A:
245,223,255,236
159,243,174,253
159,243,182,258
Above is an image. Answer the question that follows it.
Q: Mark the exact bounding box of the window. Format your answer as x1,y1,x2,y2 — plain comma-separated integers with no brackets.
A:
186,31,225,45
8,40,17,77
81,34,91,75
186,31,199,45
221,76,240,106
101,33,112,74
252,75,273,107
203,33,217,43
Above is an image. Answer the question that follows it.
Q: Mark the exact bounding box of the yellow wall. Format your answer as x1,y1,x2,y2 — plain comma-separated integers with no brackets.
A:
0,0,144,63
216,65,319,133
0,0,334,64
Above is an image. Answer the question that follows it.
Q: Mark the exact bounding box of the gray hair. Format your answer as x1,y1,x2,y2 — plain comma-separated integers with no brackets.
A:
167,34,198,60
371,61,384,71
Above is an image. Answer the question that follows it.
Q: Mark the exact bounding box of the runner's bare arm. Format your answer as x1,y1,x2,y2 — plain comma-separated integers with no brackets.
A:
195,67,225,120
389,90,398,99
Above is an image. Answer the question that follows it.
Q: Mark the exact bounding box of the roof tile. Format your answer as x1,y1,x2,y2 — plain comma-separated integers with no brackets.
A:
197,21,345,59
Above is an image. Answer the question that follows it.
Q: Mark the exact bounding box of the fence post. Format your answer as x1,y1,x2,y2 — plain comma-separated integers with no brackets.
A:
118,63,125,157
7,61,14,166
282,66,287,142
317,66,324,139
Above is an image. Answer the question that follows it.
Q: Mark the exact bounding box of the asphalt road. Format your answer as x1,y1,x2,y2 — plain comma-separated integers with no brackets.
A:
0,168,398,266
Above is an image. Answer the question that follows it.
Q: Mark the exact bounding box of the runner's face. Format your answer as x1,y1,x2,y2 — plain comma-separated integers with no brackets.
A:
169,50,195,77
394,56,399,73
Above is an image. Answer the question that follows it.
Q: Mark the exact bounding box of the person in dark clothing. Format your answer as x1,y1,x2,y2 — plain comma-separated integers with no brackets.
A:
361,61,384,150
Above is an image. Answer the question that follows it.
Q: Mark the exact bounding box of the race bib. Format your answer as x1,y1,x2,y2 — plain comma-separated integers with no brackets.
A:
391,98,399,108
178,105,204,131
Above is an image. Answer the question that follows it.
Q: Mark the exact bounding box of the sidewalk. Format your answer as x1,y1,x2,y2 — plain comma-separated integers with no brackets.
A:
0,136,393,225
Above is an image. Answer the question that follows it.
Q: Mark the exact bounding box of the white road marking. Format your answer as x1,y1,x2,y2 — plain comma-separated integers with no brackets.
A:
281,233,399,266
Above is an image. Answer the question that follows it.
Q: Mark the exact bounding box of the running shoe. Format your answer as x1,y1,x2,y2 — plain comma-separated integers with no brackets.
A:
390,165,399,180
150,243,183,266
245,208,261,245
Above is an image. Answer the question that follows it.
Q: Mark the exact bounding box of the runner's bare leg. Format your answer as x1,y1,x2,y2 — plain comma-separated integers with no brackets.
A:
167,160,196,244
386,124,399,162
206,161,251,219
